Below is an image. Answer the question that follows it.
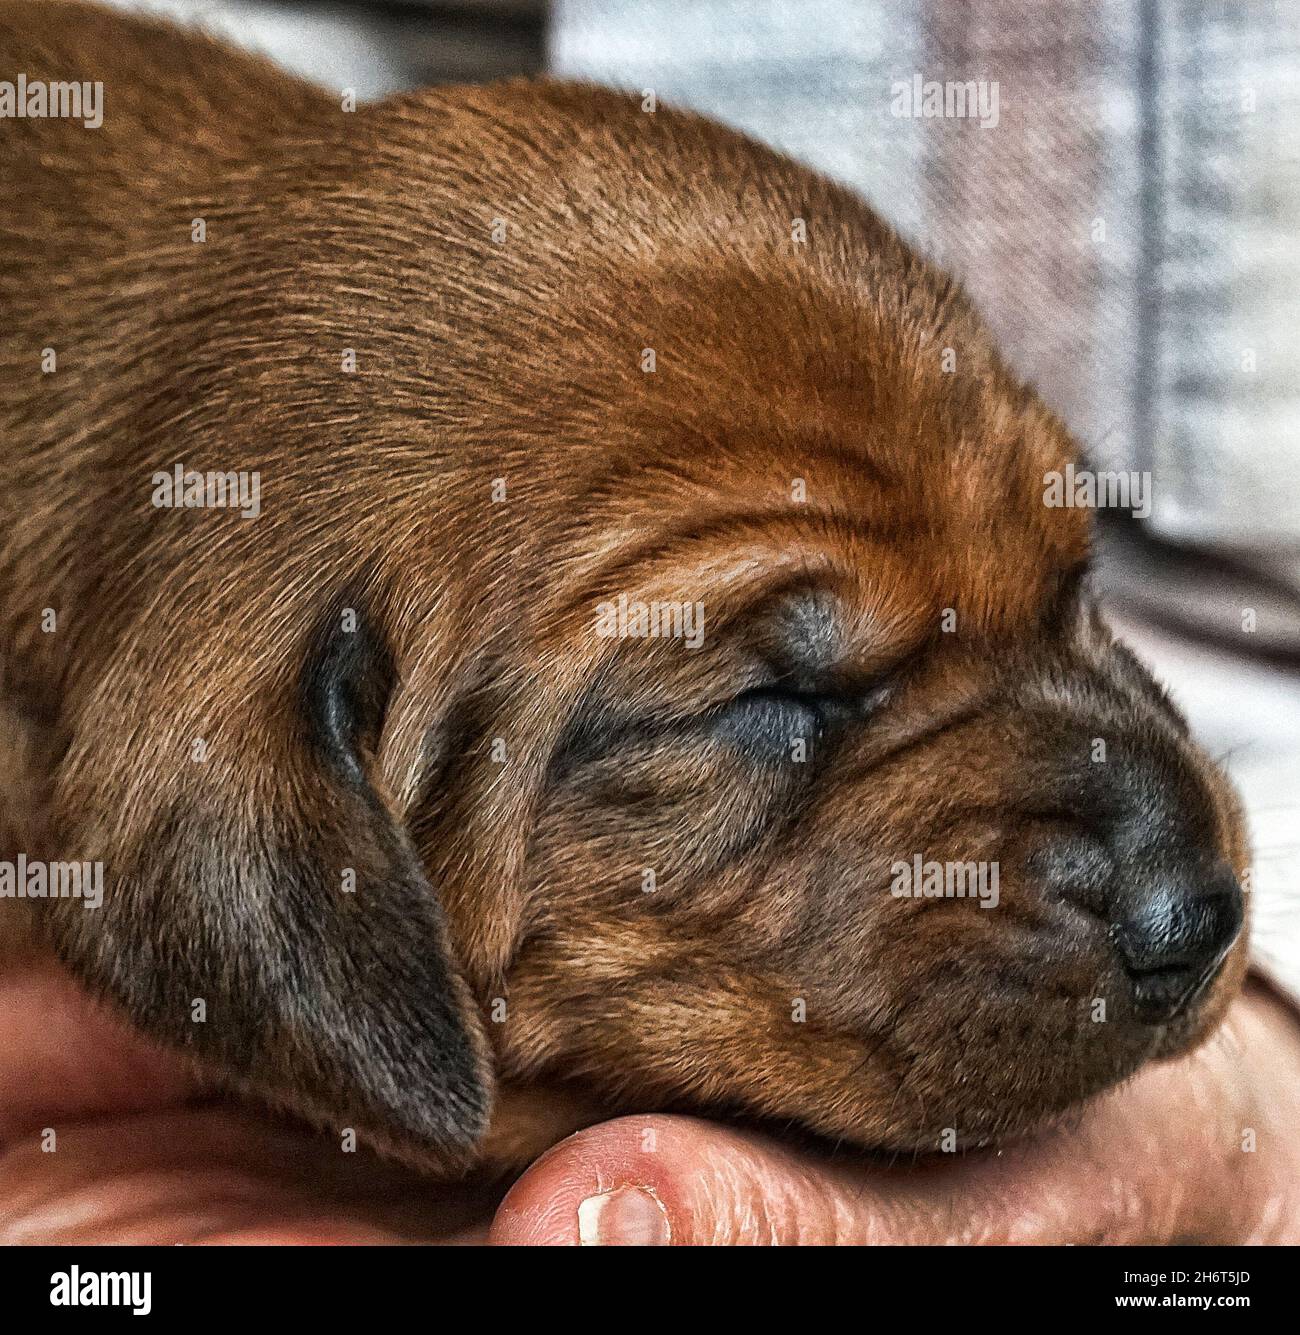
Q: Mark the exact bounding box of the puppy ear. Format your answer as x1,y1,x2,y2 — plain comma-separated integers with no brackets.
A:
43,599,492,1164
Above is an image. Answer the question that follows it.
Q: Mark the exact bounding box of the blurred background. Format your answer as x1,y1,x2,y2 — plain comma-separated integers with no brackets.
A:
104,0,1299,979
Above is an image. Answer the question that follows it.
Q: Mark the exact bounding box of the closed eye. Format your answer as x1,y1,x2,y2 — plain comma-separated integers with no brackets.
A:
727,682,852,719
735,668,896,717
707,677,893,758
704,687,826,763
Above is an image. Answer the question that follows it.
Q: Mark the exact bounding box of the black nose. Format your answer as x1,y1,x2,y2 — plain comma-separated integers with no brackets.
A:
1114,863,1243,1022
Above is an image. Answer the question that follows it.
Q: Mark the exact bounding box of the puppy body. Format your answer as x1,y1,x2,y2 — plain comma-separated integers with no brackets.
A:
1,2,1249,1173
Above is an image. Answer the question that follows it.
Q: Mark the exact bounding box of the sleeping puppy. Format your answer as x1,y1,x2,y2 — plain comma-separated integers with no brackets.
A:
0,0,1248,1175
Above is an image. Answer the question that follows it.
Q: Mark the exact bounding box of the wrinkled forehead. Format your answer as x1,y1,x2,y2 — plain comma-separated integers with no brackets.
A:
529,476,1092,724
545,415,1089,652
523,251,1091,693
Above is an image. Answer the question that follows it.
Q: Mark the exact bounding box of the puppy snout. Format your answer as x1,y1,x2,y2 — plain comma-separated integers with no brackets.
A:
1027,827,1243,1024
1112,863,1244,1022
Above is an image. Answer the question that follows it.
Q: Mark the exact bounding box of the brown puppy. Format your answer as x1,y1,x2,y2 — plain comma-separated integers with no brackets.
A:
0,1,1249,1175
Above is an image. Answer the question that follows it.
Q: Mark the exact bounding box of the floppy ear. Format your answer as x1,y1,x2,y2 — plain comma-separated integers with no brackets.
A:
41,597,493,1166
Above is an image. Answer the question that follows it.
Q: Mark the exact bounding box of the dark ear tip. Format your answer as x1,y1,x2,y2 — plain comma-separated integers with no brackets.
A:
318,1059,494,1161
47,786,497,1171
234,1041,493,1171
388,1077,495,1153
331,976,496,1154
262,837,496,1159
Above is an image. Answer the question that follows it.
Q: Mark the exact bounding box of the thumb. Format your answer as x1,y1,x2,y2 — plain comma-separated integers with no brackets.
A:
489,1114,935,1246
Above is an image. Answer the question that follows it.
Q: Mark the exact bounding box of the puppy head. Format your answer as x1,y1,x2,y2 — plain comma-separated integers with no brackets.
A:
408,88,1248,1152
482,267,1249,1152
40,84,1247,1164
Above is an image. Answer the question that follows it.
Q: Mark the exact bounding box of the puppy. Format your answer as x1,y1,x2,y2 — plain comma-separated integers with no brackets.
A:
0,1,1249,1175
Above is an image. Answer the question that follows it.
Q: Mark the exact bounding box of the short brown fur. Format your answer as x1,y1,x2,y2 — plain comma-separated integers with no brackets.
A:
0,2,1248,1172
